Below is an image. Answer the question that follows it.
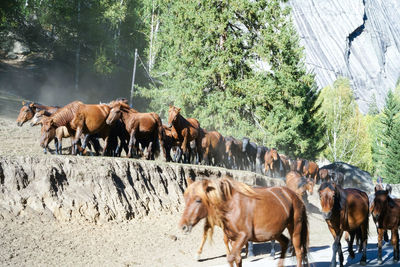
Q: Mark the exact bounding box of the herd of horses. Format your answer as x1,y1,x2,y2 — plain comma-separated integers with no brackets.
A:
16,99,322,181
15,100,400,266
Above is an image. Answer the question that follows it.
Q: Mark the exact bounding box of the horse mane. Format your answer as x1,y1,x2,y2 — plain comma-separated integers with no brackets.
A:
110,101,138,113
193,176,258,237
50,101,83,127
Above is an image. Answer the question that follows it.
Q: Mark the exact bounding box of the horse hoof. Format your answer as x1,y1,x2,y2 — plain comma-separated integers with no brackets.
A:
270,251,275,257
378,260,382,265
360,260,366,265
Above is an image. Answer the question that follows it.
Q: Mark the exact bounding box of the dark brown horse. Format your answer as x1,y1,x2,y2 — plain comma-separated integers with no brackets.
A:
17,101,59,126
168,106,203,164
224,136,244,169
318,181,369,266
286,171,314,201
201,130,225,166
264,148,286,177
296,159,319,184
106,101,165,159
180,176,309,267
163,125,182,162
371,189,400,264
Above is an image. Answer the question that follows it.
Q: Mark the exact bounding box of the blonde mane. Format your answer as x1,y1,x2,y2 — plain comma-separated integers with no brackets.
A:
189,176,258,240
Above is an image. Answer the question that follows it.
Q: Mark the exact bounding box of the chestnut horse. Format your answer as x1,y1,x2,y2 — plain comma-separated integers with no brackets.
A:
168,106,203,164
264,148,286,178
303,160,319,184
371,189,400,264
318,181,369,267
17,101,59,126
224,136,244,169
286,171,314,201
201,130,225,166
180,177,309,267
106,101,165,159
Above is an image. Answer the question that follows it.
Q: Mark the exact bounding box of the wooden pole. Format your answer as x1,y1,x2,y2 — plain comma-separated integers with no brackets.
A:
130,48,138,107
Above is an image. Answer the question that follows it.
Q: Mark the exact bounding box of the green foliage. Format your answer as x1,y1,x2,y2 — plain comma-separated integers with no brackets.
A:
317,78,372,172
139,0,324,158
377,90,400,183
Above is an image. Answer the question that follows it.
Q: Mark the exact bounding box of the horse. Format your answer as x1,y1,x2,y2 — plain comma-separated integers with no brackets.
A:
371,189,400,264
106,101,165,160
319,168,331,183
256,146,267,174
242,137,257,171
163,125,181,162
168,106,203,164
224,136,244,170
30,109,53,126
201,131,225,166
264,148,286,178
17,101,59,126
180,176,309,267
299,160,319,184
318,181,369,267
286,171,314,201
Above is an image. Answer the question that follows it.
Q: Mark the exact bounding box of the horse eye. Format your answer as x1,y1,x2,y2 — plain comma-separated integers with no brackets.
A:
196,199,201,203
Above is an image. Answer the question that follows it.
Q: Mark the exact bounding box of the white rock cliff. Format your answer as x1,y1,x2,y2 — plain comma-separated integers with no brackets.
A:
290,0,400,112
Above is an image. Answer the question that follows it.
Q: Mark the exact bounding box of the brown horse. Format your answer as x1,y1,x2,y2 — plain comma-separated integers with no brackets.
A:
303,160,319,184
371,189,400,264
224,136,244,169
17,101,59,126
264,148,286,178
286,171,314,201
180,176,309,267
201,130,225,166
319,168,331,183
318,181,369,266
106,101,165,159
168,106,203,164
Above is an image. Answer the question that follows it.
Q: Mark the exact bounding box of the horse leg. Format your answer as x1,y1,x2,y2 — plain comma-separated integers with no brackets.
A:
291,220,304,267
247,241,254,257
181,130,189,163
73,126,83,156
346,231,356,259
329,228,343,267
102,136,109,156
270,240,276,257
223,234,231,257
146,141,153,160
377,228,384,264
54,137,59,155
127,131,136,158
226,232,247,267
196,221,210,261
275,234,289,267
392,228,399,262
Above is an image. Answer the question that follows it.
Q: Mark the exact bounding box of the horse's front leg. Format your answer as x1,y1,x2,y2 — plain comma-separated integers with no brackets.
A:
102,136,109,156
275,234,289,267
392,228,399,262
73,126,83,155
196,220,211,261
54,137,59,154
127,130,136,158
332,231,344,267
227,232,247,267
181,130,189,163
377,228,384,264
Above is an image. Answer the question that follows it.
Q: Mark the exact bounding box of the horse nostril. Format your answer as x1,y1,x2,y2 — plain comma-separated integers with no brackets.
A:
182,225,187,232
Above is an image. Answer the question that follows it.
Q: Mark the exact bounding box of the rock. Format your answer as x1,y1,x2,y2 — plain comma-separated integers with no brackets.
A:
319,162,374,193
289,0,400,113
12,40,30,55
0,156,284,224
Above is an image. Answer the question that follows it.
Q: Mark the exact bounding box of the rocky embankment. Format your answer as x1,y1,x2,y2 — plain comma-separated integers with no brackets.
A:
0,156,284,223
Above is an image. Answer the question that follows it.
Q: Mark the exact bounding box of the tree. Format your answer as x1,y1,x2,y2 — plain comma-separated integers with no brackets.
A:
317,78,372,171
139,0,324,158
378,90,400,183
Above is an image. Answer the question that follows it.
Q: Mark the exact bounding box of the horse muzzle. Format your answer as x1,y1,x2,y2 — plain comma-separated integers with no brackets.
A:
322,211,332,220
17,121,23,127
181,224,193,234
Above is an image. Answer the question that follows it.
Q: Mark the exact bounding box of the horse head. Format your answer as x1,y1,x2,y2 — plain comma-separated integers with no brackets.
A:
17,101,35,126
40,117,56,148
271,148,278,161
30,110,48,127
179,178,210,234
224,137,234,162
371,190,395,223
318,181,343,220
242,137,250,152
168,105,181,128
106,103,123,125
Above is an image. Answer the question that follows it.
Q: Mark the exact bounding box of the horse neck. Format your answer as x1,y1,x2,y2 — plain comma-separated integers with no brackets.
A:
120,109,135,128
173,114,187,131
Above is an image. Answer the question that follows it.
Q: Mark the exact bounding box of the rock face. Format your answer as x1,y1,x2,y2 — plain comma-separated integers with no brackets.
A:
320,162,374,193
289,0,400,112
0,156,284,224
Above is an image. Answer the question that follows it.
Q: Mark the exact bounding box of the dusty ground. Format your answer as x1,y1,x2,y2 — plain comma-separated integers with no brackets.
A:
0,112,387,267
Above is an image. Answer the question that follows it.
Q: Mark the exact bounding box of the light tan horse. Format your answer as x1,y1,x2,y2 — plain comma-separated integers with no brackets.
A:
180,177,309,267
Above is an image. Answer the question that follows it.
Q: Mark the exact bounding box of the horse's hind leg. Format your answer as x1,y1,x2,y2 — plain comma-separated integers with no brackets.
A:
346,231,356,259
270,240,276,257
275,234,289,267
392,228,399,262
359,219,368,265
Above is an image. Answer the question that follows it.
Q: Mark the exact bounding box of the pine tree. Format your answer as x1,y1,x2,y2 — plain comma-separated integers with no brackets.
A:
139,0,324,158
379,90,400,183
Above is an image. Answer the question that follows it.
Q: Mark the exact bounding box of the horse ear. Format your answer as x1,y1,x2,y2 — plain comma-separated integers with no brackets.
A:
22,101,26,105
186,177,194,186
29,103,34,108
178,108,181,112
